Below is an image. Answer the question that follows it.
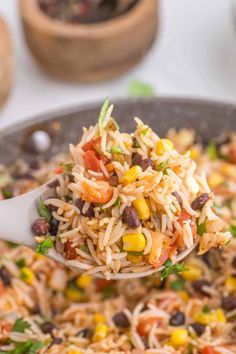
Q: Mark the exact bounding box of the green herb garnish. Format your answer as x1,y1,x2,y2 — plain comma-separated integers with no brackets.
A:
110,146,125,154
141,127,149,135
98,98,109,136
36,236,53,255
207,143,218,160
161,260,186,281
170,279,185,290
129,80,155,97
197,219,207,236
157,160,168,173
187,343,194,354
38,198,51,222
79,244,90,254
12,318,31,333
113,197,121,207
0,340,44,354
16,258,26,268
202,305,210,313
2,187,13,199
230,224,236,237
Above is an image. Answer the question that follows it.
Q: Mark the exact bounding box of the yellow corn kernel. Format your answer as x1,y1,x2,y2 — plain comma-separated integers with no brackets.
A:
65,288,82,301
190,148,200,160
76,275,92,289
119,165,142,185
34,253,45,260
220,162,236,177
68,350,83,354
225,276,236,292
122,233,146,252
156,139,174,156
208,172,223,189
127,254,143,263
182,264,202,281
93,323,108,342
177,290,189,303
20,267,34,285
170,328,188,347
215,308,226,323
193,312,213,325
133,198,151,221
93,313,106,324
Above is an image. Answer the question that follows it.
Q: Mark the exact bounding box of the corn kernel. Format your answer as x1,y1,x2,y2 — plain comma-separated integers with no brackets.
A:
76,275,92,289
133,198,151,221
208,172,223,189
220,162,236,177
177,290,189,303
182,264,202,281
170,328,188,347
93,323,108,342
225,276,236,292
190,148,200,160
127,254,143,263
122,233,146,252
20,267,34,285
156,139,174,156
193,312,213,325
93,313,106,324
65,288,82,301
119,166,142,185
68,350,83,354
215,308,226,323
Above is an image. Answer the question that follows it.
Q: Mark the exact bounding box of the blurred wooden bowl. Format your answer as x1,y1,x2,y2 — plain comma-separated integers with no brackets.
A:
0,17,13,109
19,0,158,83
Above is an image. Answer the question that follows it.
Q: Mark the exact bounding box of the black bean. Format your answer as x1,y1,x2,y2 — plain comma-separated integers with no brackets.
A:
169,311,185,326
140,159,154,171
40,322,56,334
77,328,93,339
47,179,60,188
112,312,130,328
50,218,59,236
75,198,94,218
191,193,209,210
49,337,63,347
32,218,50,235
172,191,183,209
202,249,221,270
190,322,205,336
132,153,142,166
0,267,11,287
47,204,58,213
108,174,119,187
122,206,140,228
222,295,236,311
192,280,211,295
232,255,236,269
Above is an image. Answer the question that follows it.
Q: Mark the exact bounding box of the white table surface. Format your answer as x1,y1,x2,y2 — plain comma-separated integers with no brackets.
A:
1,0,236,129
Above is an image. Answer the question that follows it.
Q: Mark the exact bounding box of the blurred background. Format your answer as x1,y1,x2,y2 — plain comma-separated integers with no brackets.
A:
1,0,236,130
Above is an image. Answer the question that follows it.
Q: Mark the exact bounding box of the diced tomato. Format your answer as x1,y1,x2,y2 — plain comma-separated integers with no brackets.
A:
82,137,101,152
84,150,101,172
64,241,77,260
178,209,191,223
137,318,161,336
95,279,115,291
54,166,64,174
0,281,5,295
82,181,113,204
201,346,219,354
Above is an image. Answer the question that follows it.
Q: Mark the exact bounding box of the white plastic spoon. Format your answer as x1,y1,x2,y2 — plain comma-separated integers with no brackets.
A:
0,181,196,279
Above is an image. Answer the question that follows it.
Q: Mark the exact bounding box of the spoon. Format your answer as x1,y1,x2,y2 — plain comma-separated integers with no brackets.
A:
0,180,196,279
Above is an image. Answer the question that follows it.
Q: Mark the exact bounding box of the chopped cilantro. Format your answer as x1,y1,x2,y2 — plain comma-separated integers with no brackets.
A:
37,198,51,222
141,127,149,135
161,260,186,281
157,160,168,173
110,146,125,154
113,197,121,207
207,143,218,160
16,258,26,268
2,187,13,199
230,224,236,237
197,219,207,236
188,342,194,354
79,244,90,254
12,318,31,333
28,342,44,354
202,305,210,313
36,236,53,255
170,279,185,290
129,80,155,97
98,98,109,136
0,340,44,354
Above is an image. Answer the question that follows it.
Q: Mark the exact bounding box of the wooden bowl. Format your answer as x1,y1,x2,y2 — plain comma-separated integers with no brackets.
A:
0,17,13,109
19,0,159,83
